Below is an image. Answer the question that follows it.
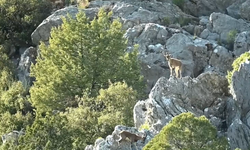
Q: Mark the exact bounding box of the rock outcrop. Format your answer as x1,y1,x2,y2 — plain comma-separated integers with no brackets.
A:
20,0,250,150
17,47,37,90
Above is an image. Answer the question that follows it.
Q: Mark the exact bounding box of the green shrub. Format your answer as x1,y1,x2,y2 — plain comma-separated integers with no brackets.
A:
139,121,150,131
163,17,170,26
30,9,145,112
227,51,250,85
143,112,229,150
172,0,185,10
177,17,191,26
227,30,237,49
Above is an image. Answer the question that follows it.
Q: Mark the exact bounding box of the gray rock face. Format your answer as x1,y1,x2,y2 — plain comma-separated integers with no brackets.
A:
233,31,250,57
210,12,250,43
231,59,250,117
226,0,246,19
134,72,229,132
240,0,250,21
17,47,37,90
183,0,238,17
209,46,234,73
227,118,250,150
165,33,194,77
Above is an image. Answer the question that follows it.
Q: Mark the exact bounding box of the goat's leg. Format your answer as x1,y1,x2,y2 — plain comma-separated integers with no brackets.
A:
170,67,173,77
175,68,179,78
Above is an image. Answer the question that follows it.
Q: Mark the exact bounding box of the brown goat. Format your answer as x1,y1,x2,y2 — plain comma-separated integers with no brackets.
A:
164,52,183,78
116,131,146,143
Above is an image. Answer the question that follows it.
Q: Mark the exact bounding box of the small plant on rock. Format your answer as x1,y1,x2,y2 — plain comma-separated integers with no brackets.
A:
227,29,238,50
227,51,250,86
172,0,185,10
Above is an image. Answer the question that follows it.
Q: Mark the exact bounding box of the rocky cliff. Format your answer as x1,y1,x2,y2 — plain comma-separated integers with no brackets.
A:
14,0,250,149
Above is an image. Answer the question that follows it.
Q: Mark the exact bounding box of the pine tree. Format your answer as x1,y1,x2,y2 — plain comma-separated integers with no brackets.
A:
30,9,144,112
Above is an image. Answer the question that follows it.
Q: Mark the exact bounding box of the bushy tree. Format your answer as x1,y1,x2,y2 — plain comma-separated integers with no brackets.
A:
0,0,52,46
30,9,144,112
16,113,73,150
64,82,138,147
143,112,229,150
0,47,30,114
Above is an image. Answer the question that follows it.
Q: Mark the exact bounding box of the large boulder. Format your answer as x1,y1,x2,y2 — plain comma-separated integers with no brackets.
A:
17,47,37,90
227,118,250,150
226,0,246,19
183,0,238,17
233,31,250,57
231,59,250,118
209,12,250,44
208,46,234,74
165,33,194,77
240,0,250,21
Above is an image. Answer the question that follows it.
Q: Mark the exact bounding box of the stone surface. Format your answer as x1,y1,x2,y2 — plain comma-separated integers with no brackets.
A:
227,118,250,150
231,59,250,117
17,47,37,90
134,72,229,132
209,12,250,43
233,31,250,57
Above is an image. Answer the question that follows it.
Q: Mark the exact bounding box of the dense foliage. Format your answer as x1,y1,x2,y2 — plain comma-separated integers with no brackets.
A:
143,112,229,150
227,51,250,85
0,0,52,46
30,9,144,112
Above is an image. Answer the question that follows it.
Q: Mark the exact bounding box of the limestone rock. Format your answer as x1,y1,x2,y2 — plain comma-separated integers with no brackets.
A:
209,46,234,74
134,72,229,132
227,118,250,150
209,12,250,43
233,31,250,57
17,47,37,90
183,0,238,17
231,59,250,117
240,0,250,21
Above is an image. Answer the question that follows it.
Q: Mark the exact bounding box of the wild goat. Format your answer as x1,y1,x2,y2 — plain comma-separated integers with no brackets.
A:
116,131,146,144
163,52,183,78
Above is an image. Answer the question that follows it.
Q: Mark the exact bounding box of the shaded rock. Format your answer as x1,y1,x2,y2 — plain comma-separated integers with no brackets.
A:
226,0,246,19
165,33,194,77
240,0,250,21
227,118,250,150
226,97,241,128
209,46,234,74
231,59,250,117
183,0,238,17
210,12,250,43
17,47,37,90
200,29,220,41
186,39,212,77
233,31,250,57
